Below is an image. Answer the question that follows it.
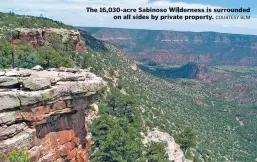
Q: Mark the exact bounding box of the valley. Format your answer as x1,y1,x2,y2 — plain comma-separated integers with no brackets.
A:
81,27,257,161
83,27,257,66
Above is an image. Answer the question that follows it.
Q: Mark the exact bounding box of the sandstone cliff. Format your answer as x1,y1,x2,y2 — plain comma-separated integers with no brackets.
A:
10,28,87,54
0,67,106,162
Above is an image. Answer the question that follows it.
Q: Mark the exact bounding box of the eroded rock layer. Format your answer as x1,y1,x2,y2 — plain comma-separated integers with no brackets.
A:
0,68,106,162
10,28,87,54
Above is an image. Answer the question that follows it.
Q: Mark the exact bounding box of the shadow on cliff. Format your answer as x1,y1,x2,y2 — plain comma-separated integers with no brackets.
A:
78,29,107,52
138,62,200,79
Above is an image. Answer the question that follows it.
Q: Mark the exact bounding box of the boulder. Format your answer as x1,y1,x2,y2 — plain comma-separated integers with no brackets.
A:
23,77,51,91
32,65,43,71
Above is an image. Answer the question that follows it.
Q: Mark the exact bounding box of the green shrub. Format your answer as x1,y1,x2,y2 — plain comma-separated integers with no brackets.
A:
175,127,196,151
35,46,74,68
147,142,169,162
0,38,13,68
1,150,29,162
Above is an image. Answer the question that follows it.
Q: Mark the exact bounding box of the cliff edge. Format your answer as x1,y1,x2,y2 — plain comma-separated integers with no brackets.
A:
0,67,106,162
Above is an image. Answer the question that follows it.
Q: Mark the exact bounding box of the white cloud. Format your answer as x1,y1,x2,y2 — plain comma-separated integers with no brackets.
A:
1,0,256,35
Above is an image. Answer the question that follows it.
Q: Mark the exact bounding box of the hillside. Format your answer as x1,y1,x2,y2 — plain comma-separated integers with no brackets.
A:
80,30,257,161
82,27,257,66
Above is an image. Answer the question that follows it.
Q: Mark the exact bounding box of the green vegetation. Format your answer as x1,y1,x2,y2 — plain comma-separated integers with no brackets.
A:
175,127,196,151
90,87,169,162
90,115,144,162
147,142,169,162
0,12,78,69
36,46,74,68
14,45,37,68
1,150,29,162
0,12,72,29
0,39,13,68
0,39,74,68
81,31,257,161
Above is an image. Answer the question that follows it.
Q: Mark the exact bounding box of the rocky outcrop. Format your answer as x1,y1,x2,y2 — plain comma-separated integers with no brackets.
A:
143,129,185,162
0,68,106,162
10,28,87,54
85,104,99,124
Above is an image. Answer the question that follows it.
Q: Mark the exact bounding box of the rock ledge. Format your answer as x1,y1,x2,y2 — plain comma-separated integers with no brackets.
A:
0,68,106,162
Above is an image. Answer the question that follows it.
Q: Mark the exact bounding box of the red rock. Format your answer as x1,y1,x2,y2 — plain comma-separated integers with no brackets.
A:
70,159,77,162
76,42,86,54
11,28,87,54
20,106,50,121
66,148,78,160
15,111,23,119
49,132,59,150
48,152,61,161
76,155,84,162
58,130,75,145
72,137,81,146
59,142,75,156
53,101,66,110
33,106,51,116
29,147,41,162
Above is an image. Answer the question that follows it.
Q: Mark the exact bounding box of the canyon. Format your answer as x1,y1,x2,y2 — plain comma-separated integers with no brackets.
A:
83,27,257,66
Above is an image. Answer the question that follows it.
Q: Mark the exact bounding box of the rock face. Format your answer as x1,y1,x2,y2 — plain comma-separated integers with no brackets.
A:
0,68,106,162
143,129,185,162
10,28,87,54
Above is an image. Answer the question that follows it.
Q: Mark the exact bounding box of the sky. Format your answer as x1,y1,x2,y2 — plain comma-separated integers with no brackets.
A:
1,0,257,35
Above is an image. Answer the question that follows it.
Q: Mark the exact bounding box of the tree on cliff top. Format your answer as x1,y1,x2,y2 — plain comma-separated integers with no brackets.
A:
175,127,197,151
36,46,74,68
0,39,13,68
14,45,37,68
147,142,169,162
